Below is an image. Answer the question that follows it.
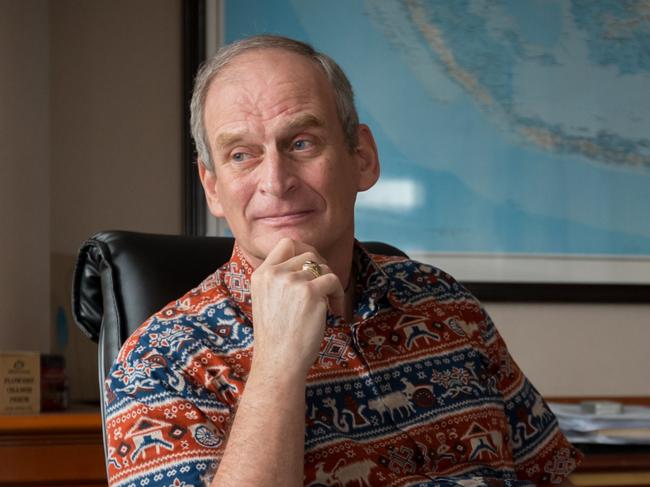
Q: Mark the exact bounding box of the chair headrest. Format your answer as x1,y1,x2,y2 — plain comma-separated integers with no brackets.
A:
71,230,235,343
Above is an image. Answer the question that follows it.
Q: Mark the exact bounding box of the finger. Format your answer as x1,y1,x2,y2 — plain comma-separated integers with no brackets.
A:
262,238,297,266
279,251,327,272
300,263,332,281
310,273,346,317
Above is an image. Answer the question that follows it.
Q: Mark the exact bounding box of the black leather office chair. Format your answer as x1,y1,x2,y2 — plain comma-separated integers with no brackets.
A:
71,230,407,463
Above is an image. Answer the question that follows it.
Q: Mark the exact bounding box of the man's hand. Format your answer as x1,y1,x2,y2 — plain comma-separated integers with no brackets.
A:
209,238,345,487
250,238,345,375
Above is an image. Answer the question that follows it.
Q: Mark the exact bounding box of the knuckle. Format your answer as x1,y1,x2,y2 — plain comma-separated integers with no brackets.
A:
301,252,318,263
319,272,334,281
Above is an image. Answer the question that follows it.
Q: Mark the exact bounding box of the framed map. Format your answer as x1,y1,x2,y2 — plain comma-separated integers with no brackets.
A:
213,0,650,301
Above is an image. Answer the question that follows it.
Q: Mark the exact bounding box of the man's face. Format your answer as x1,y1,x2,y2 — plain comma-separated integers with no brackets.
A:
199,49,378,265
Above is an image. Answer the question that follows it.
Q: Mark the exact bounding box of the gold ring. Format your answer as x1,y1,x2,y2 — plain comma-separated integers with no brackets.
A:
302,260,322,278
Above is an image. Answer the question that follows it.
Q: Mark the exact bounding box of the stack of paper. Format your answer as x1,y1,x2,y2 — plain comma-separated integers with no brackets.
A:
549,402,650,445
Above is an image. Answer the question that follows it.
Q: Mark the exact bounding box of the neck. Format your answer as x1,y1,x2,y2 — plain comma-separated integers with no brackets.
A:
319,238,356,323
322,242,355,290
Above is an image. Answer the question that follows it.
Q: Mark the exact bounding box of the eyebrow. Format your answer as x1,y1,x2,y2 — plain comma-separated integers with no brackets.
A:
285,113,325,132
214,113,326,151
214,131,247,151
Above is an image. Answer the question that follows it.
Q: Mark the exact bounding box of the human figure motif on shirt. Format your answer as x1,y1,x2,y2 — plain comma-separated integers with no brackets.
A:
103,35,582,487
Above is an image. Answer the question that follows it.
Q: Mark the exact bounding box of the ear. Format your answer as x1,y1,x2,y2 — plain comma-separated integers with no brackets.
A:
354,124,380,192
198,161,225,218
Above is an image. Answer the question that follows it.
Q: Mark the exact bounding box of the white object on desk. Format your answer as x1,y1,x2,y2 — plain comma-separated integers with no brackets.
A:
550,402,650,444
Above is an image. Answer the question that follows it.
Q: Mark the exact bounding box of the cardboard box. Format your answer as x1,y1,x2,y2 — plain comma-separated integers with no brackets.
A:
0,351,41,414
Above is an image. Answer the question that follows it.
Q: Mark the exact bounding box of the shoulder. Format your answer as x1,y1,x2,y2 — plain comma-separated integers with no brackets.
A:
368,252,495,344
110,265,251,389
369,252,479,305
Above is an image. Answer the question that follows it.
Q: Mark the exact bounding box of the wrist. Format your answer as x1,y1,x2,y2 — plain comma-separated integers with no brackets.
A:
250,346,315,379
248,357,309,393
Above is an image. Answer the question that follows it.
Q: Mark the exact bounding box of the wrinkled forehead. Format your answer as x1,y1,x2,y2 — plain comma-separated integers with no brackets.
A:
203,49,340,134
206,49,335,109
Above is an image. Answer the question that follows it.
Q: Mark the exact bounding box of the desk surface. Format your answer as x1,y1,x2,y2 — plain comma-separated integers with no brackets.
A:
0,410,102,433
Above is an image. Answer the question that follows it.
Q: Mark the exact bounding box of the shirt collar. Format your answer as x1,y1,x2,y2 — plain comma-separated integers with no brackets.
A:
353,241,412,321
218,242,254,320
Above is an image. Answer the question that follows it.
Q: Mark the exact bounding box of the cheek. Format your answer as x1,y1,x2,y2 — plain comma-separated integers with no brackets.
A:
217,177,254,213
321,160,358,199
313,157,349,187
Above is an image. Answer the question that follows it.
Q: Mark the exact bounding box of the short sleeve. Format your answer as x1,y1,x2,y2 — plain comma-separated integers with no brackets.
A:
104,319,233,487
479,308,583,484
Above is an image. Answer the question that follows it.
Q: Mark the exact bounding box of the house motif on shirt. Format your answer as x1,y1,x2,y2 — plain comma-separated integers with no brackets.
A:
125,416,174,461
395,314,440,350
462,422,501,461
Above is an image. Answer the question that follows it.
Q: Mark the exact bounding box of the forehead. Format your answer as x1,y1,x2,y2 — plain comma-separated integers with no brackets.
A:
203,49,339,135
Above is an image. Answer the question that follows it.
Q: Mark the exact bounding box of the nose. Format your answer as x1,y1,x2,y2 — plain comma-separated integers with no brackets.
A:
258,148,297,197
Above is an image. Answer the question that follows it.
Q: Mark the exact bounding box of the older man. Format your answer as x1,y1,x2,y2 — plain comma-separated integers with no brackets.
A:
104,35,581,486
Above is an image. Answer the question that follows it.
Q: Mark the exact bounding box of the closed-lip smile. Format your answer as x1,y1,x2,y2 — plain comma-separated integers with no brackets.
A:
256,210,313,225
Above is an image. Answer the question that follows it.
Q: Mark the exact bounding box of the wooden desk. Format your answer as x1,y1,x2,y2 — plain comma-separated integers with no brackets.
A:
0,410,106,486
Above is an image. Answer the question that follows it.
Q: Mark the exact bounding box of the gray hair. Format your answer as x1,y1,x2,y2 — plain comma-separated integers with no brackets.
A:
190,35,359,171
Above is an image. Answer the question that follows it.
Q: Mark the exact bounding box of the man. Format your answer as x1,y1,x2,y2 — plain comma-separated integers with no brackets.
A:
104,35,581,486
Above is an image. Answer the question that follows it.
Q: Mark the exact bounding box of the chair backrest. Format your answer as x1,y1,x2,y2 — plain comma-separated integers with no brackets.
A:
72,231,235,382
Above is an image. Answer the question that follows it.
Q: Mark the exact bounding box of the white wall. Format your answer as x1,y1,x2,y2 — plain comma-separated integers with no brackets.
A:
49,0,182,257
489,303,650,397
1,0,182,400
0,0,51,352
48,0,183,400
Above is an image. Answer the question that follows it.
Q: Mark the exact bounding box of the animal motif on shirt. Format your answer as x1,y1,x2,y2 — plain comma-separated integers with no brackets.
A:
531,394,554,424
367,378,418,421
395,315,440,350
310,459,376,487
444,317,479,337
363,327,400,357
309,396,371,433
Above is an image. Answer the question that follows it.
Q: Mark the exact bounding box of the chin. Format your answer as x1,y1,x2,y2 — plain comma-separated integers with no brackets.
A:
268,230,318,248
248,230,323,256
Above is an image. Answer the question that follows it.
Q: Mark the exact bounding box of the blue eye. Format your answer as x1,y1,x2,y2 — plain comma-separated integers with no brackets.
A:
293,139,312,150
232,152,249,162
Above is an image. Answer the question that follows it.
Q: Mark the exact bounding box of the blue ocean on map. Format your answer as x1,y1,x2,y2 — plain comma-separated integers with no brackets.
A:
225,0,650,257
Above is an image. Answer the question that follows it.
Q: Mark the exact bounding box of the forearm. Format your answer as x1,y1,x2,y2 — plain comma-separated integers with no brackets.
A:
209,364,307,487
209,240,341,486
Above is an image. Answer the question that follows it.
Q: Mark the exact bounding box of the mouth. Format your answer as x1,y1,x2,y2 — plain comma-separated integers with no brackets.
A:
255,210,314,226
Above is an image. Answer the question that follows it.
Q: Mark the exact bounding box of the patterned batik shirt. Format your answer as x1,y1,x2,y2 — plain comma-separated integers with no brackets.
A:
104,242,582,487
